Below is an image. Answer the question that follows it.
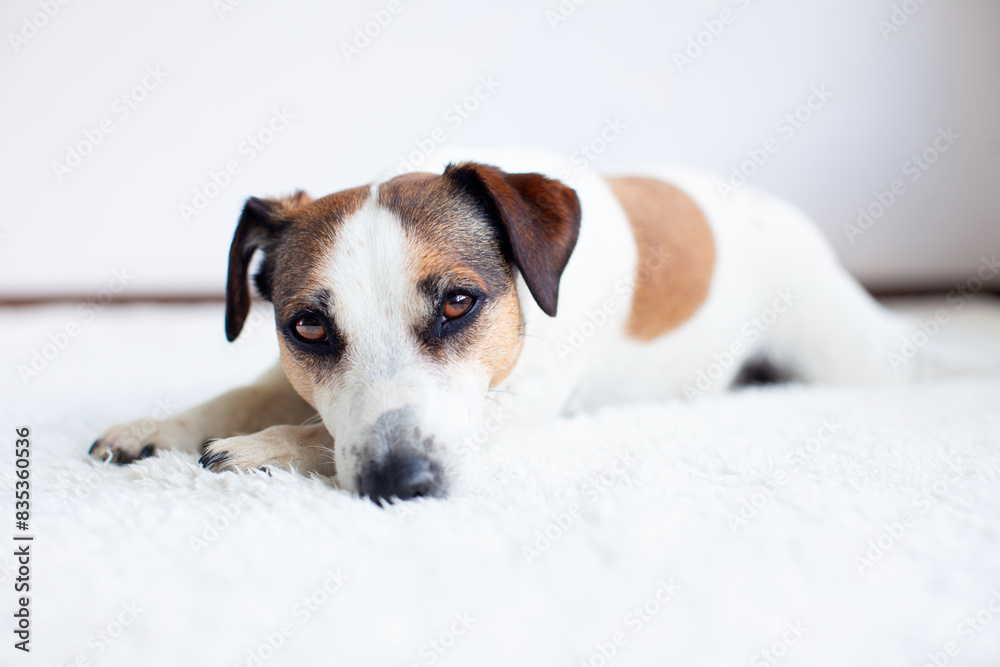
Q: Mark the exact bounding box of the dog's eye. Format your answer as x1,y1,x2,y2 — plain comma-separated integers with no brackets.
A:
293,315,327,342
442,293,474,320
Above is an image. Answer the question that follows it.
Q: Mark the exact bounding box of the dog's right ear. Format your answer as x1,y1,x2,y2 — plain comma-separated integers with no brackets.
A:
225,192,311,342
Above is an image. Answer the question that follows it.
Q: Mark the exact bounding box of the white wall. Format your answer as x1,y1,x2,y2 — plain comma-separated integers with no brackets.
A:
2,0,998,298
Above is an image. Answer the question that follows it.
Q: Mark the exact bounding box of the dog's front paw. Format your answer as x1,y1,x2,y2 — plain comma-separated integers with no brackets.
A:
198,428,310,474
90,418,201,464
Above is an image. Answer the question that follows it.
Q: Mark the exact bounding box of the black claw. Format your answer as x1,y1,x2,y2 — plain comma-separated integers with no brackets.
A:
199,451,230,469
88,440,100,455
138,445,157,459
113,449,136,465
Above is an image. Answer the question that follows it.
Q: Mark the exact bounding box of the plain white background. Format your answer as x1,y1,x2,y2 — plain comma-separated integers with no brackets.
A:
1,0,998,297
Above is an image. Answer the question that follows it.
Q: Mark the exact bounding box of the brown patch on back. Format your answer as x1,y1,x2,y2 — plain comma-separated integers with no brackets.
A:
606,177,716,341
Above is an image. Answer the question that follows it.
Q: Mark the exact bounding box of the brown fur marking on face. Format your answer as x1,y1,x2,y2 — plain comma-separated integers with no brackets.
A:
262,186,370,307
279,338,316,407
479,289,523,387
606,176,716,341
246,186,371,402
378,172,524,385
378,172,513,294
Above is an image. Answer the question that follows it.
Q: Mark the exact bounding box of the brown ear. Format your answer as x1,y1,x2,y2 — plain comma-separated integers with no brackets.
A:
225,191,311,341
444,162,581,317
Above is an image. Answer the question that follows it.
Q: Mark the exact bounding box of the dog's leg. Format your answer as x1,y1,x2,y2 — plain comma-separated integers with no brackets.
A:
199,423,336,476
89,363,317,463
750,197,914,386
768,271,913,385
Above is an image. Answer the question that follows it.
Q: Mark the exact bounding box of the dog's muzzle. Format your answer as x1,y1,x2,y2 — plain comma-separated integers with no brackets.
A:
355,408,444,504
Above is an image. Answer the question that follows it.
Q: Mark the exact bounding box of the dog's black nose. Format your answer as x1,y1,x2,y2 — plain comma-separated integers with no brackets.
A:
357,451,442,504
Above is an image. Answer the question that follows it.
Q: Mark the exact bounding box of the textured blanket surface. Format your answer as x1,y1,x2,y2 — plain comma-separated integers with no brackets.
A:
2,300,1000,667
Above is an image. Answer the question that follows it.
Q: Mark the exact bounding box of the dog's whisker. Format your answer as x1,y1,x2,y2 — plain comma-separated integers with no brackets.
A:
299,413,324,427
487,389,523,396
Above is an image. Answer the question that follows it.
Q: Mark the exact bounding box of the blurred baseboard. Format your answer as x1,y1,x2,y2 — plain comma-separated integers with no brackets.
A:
0,293,227,306
1,286,998,306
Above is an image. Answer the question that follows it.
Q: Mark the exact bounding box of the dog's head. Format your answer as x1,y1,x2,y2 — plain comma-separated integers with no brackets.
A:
225,163,581,502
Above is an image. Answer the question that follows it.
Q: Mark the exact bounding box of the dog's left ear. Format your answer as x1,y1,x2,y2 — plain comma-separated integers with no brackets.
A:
225,191,312,342
444,162,581,317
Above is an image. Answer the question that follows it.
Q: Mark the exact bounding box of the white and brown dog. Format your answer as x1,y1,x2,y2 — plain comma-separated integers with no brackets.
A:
90,148,914,502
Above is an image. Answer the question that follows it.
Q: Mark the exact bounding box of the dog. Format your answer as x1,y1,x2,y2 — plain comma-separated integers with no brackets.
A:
90,147,917,502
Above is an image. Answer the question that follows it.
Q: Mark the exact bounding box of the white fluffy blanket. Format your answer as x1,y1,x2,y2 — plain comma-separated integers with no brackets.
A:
3,299,1000,667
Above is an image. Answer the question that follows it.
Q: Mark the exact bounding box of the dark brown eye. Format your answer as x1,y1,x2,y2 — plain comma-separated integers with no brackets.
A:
442,293,474,320
293,315,326,342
